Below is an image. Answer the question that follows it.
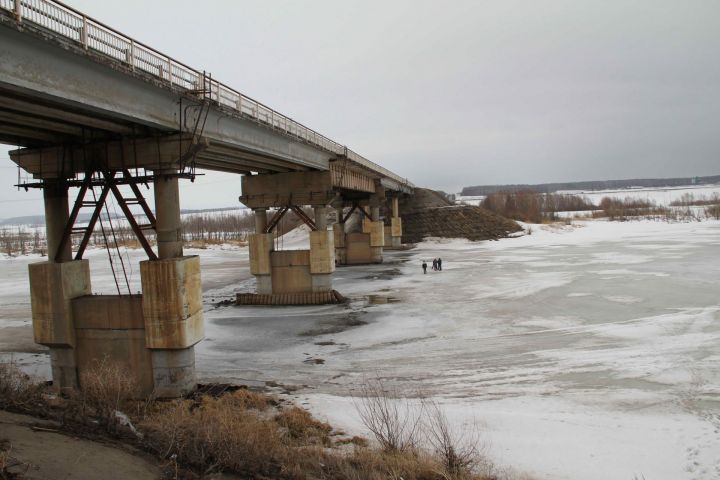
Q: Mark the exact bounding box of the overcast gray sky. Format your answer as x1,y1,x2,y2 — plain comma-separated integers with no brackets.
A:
2,0,719,217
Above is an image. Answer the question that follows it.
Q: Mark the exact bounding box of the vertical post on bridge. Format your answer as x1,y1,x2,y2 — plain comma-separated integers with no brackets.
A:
29,179,91,392
140,169,203,398
43,181,72,262
309,206,334,292
153,170,183,259
368,195,385,263
249,208,273,294
333,205,347,265
390,196,403,248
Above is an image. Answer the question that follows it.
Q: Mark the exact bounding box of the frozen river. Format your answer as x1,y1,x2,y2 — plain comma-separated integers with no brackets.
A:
1,219,719,480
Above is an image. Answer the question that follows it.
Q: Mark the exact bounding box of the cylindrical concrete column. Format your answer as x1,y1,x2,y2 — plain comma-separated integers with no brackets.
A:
154,170,183,259
314,206,327,230
335,206,344,225
371,206,380,221
392,197,399,218
254,208,268,233
43,180,72,262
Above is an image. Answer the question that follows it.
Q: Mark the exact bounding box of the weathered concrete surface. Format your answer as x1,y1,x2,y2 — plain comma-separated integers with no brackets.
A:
249,233,273,275
154,172,184,260
43,181,71,261
345,232,372,265
270,250,312,294
369,221,385,248
48,347,78,390
391,217,402,238
28,260,91,347
240,171,335,208
140,256,204,350
73,295,154,396
151,348,196,398
72,295,144,330
333,223,347,264
309,230,335,274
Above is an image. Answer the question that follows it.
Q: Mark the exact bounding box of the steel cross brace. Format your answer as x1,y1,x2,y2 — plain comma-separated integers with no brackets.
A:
54,169,158,261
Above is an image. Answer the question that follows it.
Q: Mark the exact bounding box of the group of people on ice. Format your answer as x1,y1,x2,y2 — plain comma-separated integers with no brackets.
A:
421,257,442,274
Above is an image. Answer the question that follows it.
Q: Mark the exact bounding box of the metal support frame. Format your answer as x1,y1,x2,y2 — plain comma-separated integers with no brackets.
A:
340,202,371,223
290,205,317,231
263,205,317,233
54,168,158,261
264,206,289,233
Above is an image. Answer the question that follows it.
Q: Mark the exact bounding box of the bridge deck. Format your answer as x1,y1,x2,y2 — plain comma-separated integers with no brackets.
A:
0,0,413,192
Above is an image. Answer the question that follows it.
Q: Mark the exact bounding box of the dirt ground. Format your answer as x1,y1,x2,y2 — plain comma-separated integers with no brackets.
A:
0,410,161,479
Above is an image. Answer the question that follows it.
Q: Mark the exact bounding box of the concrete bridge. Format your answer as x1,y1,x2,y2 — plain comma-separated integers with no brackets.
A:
0,0,414,397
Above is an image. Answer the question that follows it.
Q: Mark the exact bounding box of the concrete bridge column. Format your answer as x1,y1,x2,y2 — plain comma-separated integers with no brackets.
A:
29,179,91,392
249,208,273,294
140,170,203,398
390,196,403,248
369,200,385,264
333,206,347,265
153,171,183,259
43,181,72,262
310,206,334,292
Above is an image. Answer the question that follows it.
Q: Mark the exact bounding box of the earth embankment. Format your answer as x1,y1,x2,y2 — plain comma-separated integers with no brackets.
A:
399,188,522,243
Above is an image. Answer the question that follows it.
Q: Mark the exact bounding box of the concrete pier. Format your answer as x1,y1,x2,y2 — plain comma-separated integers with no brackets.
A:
27,169,203,398
240,171,338,304
43,180,71,262
142,169,203,397
154,170,183,259
386,196,403,249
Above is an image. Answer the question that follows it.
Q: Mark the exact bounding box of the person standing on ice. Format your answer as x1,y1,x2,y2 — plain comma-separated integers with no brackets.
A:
432,258,437,271
422,261,427,274
437,258,442,271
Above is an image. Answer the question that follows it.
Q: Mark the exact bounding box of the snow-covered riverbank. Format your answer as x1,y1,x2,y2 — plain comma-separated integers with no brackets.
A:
2,219,719,479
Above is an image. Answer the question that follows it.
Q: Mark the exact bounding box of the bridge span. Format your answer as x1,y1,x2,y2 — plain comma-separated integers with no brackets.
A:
1,0,414,397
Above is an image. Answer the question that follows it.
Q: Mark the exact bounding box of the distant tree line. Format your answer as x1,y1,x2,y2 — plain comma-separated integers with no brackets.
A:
461,175,720,196
0,207,315,256
479,191,720,223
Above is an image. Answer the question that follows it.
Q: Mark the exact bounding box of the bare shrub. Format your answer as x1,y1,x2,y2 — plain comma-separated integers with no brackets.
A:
594,196,669,220
423,400,485,477
0,362,44,414
78,358,136,432
670,193,720,207
705,204,720,220
481,191,544,223
355,379,424,453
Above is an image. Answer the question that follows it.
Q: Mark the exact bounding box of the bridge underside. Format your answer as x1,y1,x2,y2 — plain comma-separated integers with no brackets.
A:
0,5,412,398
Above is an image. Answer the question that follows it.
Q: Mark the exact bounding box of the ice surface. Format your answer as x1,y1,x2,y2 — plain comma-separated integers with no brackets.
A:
2,219,719,479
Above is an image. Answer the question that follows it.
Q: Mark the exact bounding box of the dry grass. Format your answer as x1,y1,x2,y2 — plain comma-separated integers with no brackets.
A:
0,363,507,480
77,358,136,432
0,439,11,479
275,406,333,446
139,392,325,478
0,363,44,414
706,204,720,220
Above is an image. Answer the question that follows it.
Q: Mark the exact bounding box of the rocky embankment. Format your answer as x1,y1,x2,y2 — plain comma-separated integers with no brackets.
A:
399,188,522,243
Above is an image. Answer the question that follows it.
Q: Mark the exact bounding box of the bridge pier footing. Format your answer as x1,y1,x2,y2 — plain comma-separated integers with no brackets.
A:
242,204,339,305
28,172,203,398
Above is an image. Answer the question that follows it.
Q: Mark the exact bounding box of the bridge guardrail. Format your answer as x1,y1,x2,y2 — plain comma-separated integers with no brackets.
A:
0,0,414,190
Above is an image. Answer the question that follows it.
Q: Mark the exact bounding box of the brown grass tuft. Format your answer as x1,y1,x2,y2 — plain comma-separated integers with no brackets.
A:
0,362,44,414
275,406,333,446
78,358,136,432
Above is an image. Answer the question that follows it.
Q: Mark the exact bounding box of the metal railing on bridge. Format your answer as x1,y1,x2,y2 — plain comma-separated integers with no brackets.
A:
0,0,413,190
